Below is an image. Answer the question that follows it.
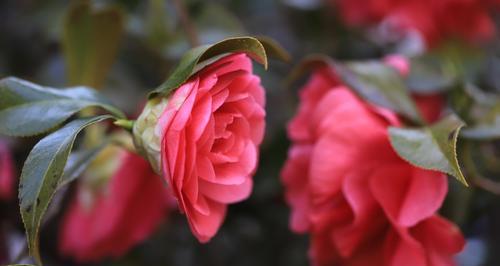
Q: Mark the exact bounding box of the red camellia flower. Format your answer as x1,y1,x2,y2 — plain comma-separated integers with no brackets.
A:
134,53,266,242
0,140,14,201
281,60,464,265
59,149,172,262
334,0,499,47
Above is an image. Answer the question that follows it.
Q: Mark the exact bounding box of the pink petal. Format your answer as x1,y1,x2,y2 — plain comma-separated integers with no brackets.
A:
199,177,252,204
212,142,257,185
186,200,227,243
280,145,312,233
202,53,252,77
333,167,386,257
197,155,216,182
383,54,410,77
59,152,171,262
189,93,213,141
287,67,339,142
411,215,465,265
384,228,427,266
412,93,444,124
370,164,447,227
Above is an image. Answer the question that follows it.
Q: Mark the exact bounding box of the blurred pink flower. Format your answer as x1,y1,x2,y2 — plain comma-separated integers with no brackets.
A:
281,60,464,265
153,53,266,242
334,0,499,47
383,54,411,77
0,140,14,201
59,151,172,262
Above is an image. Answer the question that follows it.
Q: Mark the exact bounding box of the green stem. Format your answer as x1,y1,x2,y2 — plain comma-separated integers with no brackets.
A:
113,119,135,132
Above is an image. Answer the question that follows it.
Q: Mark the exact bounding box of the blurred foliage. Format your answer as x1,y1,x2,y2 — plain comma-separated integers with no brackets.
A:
0,0,498,266
63,1,124,88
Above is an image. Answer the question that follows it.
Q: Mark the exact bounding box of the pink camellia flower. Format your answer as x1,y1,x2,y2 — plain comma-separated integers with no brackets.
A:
133,53,266,242
333,0,499,48
383,54,411,77
0,140,14,201
59,149,172,262
281,60,464,265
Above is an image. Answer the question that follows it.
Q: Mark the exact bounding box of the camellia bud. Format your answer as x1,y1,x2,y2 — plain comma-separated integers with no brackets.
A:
59,142,172,262
132,97,168,174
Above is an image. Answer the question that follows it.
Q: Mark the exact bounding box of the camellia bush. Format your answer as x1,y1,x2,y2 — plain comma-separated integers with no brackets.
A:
0,1,498,266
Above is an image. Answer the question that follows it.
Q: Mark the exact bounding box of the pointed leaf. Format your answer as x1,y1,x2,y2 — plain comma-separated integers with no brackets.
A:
0,77,118,108
406,56,456,93
19,115,113,264
0,99,118,137
335,61,424,124
388,114,467,185
63,2,124,88
0,78,124,136
149,36,268,99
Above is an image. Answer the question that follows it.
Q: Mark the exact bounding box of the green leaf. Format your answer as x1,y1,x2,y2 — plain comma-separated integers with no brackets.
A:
0,77,119,108
388,114,467,186
406,56,456,93
406,42,486,94
286,56,424,125
335,61,424,124
0,77,124,136
0,78,55,109
63,1,124,88
58,142,109,189
285,54,333,86
149,36,268,99
19,115,113,264
434,41,485,83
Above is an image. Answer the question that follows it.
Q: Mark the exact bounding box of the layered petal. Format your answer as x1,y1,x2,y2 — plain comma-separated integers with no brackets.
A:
157,53,266,242
370,165,447,227
281,63,464,266
280,145,313,233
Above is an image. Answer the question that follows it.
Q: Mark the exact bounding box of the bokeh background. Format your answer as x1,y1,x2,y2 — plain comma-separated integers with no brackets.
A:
0,0,499,265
